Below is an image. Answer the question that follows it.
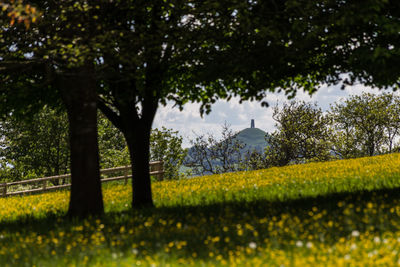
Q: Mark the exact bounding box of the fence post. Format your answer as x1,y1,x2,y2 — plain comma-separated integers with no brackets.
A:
158,161,164,181
1,183,6,197
124,165,129,185
152,162,158,181
42,180,47,191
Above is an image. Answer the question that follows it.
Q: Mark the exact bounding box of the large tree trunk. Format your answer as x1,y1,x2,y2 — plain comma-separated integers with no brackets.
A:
124,122,154,208
98,97,157,208
58,65,104,218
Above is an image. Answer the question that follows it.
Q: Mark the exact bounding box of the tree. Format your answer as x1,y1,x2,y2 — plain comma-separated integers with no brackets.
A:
185,123,245,175
0,107,129,182
239,149,268,172
381,96,400,153
150,127,187,180
95,0,348,207
328,93,400,158
0,1,106,217
0,106,70,182
265,101,331,166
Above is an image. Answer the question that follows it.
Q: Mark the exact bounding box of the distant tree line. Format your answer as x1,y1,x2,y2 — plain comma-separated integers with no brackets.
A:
0,107,186,183
267,92,400,166
186,93,400,175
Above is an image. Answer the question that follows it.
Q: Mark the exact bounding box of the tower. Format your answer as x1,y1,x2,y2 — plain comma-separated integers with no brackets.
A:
251,119,255,128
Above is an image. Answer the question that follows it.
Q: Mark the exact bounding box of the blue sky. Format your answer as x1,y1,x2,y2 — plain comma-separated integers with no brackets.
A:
153,84,399,147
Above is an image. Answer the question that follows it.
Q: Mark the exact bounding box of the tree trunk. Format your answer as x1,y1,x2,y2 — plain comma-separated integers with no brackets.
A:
368,136,375,156
124,123,154,208
98,98,157,208
58,65,104,218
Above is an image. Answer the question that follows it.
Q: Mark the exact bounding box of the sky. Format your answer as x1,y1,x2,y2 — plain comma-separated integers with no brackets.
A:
153,84,399,147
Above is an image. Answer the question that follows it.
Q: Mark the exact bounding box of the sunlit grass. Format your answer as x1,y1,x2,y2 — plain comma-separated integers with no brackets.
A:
1,154,400,266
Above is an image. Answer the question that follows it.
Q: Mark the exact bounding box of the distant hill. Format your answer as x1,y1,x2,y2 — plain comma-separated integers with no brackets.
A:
186,127,269,156
233,127,269,153
184,127,269,171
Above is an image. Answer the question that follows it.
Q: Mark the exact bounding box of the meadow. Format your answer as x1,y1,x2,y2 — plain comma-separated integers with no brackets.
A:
1,153,400,266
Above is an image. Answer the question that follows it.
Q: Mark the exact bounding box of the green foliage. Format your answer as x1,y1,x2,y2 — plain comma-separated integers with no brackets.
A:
264,94,400,167
0,106,70,182
98,114,129,169
266,101,332,166
0,105,186,182
239,149,267,171
0,107,130,182
325,0,400,90
328,93,400,158
150,127,187,180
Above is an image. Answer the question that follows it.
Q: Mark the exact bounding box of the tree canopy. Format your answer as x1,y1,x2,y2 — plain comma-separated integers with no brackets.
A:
329,93,400,157
266,101,331,166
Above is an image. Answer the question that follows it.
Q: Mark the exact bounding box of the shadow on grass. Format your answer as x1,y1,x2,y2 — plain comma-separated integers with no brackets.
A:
1,185,399,264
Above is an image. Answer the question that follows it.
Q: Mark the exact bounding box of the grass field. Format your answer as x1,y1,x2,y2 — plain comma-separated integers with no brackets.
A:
1,154,400,266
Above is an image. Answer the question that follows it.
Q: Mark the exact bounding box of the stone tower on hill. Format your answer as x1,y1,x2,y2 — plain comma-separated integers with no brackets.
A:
251,119,255,128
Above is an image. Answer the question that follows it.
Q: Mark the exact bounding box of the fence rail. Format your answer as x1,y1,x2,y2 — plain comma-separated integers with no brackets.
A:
0,161,164,198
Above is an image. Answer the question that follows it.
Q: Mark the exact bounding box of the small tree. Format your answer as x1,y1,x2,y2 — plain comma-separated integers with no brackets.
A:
0,106,70,182
328,93,400,158
239,149,268,171
381,96,400,153
186,123,245,175
266,101,332,166
150,127,187,180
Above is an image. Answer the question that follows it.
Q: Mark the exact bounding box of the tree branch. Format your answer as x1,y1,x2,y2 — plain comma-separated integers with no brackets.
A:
0,59,45,72
97,97,123,130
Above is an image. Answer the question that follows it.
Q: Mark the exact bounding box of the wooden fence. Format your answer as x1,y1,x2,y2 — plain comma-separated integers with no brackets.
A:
0,161,164,198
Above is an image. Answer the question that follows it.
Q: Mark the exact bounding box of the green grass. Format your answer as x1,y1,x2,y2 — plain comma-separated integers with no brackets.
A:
1,154,400,266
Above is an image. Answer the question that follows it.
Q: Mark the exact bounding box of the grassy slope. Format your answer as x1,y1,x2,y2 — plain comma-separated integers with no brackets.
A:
1,154,400,266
